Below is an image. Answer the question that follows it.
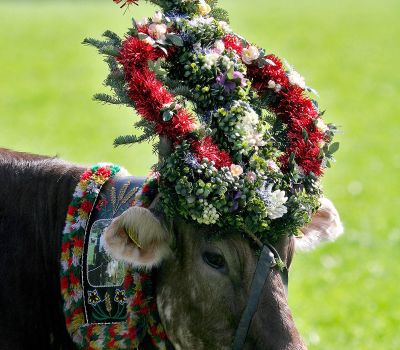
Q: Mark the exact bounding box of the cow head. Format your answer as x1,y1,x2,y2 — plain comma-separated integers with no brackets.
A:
104,196,343,350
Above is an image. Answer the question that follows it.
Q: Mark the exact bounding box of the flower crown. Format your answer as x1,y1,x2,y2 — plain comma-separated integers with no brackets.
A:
86,0,339,243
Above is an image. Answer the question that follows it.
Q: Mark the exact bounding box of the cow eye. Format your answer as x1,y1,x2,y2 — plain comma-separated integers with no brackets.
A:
202,252,226,271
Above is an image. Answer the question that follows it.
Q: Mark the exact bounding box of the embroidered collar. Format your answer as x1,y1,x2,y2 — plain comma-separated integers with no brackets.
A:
60,164,172,349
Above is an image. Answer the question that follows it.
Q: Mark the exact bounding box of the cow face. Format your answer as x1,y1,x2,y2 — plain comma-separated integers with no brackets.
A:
104,198,343,350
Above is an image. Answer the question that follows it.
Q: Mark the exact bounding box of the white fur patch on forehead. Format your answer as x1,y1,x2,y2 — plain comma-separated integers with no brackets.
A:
295,197,344,251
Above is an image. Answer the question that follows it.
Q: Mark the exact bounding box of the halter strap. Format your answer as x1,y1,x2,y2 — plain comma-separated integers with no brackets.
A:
232,244,288,350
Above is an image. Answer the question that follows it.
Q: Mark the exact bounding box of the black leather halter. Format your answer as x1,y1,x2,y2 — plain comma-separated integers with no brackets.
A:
232,242,289,350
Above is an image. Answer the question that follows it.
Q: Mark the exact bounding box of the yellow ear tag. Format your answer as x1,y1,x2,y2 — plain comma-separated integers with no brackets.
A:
125,226,142,249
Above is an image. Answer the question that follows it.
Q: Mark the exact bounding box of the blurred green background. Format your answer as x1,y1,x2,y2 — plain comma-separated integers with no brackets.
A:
1,0,399,348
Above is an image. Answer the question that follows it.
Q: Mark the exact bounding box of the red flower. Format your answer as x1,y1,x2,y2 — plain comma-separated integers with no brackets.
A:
223,34,243,55
192,136,232,169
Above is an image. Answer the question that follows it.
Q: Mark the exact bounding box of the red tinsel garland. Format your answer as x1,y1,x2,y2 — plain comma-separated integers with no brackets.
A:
118,35,232,167
192,136,232,168
118,31,324,174
245,52,325,175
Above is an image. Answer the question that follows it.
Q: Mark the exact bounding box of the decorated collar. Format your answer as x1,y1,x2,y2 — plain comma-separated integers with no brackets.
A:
60,164,172,349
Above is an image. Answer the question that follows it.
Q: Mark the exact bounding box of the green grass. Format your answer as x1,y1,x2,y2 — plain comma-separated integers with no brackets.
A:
1,0,399,348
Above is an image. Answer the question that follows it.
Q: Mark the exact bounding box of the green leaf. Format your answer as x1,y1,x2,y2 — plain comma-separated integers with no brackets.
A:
302,128,309,141
162,110,174,122
166,33,184,47
329,142,340,154
138,32,148,40
226,66,234,80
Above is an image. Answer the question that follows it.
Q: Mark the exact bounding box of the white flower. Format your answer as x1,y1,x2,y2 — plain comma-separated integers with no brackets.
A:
203,52,220,69
316,118,329,133
148,23,167,40
152,11,163,24
267,160,280,172
259,184,288,219
189,16,214,27
221,55,233,70
242,109,259,128
246,171,257,182
143,36,156,46
198,0,212,16
219,21,232,33
245,129,265,148
267,80,282,93
294,163,305,175
230,164,244,177
135,17,149,27
212,40,225,54
288,70,306,89
241,45,260,65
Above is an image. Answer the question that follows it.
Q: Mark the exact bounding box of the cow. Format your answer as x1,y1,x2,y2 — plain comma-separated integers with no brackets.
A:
0,148,343,350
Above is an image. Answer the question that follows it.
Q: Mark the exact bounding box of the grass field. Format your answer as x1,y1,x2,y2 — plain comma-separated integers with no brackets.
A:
1,0,399,348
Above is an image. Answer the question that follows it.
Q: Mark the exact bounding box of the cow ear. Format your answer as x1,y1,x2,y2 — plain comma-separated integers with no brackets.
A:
295,197,344,251
103,207,172,270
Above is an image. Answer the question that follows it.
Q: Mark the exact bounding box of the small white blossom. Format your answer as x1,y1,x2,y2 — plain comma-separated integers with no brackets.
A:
288,70,306,89
135,17,149,27
267,160,280,172
242,109,259,128
316,118,329,133
189,16,214,28
143,36,156,46
212,40,225,54
221,55,233,70
219,21,232,33
148,23,167,40
152,11,163,24
257,183,288,219
203,52,220,69
245,129,266,148
230,164,244,177
294,163,305,175
268,80,282,93
242,45,260,65
265,184,288,219
246,171,257,182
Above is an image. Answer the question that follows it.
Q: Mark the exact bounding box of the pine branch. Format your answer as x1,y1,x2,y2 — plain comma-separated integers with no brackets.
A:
102,30,122,45
211,8,230,23
82,37,109,50
169,85,194,99
114,134,149,147
93,93,126,105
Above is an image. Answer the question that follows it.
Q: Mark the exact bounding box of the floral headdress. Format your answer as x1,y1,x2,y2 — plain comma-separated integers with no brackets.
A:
86,0,339,243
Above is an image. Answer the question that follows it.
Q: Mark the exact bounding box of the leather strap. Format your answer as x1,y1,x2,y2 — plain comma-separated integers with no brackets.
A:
232,244,288,350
